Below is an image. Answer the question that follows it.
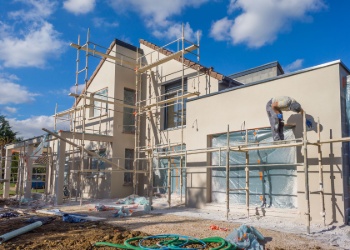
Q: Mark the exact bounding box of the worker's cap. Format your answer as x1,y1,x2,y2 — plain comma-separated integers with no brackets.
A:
290,102,301,113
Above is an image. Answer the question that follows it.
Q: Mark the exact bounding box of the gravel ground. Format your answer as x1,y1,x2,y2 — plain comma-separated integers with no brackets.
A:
0,197,349,249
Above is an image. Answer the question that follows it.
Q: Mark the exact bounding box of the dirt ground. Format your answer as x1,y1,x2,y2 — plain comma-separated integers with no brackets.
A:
0,208,341,250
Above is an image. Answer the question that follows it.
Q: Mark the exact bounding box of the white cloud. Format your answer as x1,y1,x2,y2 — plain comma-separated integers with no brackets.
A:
210,0,325,48
8,0,57,21
4,107,18,114
0,22,65,68
152,22,201,42
93,17,119,28
0,0,65,68
107,0,208,41
108,0,207,26
209,17,234,41
63,0,96,15
284,59,304,72
0,72,19,81
49,89,70,95
70,84,85,94
8,116,56,139
0,75,38,104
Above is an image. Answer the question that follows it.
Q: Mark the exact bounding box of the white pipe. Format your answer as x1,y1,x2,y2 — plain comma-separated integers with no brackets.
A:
0,221,42,244
36,209,106,221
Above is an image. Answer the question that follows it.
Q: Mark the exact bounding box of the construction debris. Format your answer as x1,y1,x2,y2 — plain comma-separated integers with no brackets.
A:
36,209,105,222
210,224,228,231
225,224,264,250
92,196,152,216
62,214,87,223
0,221,43,244
25,216,55,225
0,212,19,218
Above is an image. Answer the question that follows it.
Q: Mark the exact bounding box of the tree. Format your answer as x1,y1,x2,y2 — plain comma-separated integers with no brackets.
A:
0,115,17,145
0,115,19,178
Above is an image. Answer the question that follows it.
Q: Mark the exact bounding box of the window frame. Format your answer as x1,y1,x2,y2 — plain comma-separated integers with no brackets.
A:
123,88,136,133
164,79,187,129
91,88,108,118
124,148,134,185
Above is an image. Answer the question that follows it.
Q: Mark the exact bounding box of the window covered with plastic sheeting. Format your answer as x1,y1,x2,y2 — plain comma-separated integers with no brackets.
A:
211,128,298,208
92,88,108,117
164,80,187,129
85,149,107,178
153,145,186,195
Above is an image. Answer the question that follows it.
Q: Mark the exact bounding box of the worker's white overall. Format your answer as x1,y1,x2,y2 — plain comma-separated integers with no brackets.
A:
266,99,284,141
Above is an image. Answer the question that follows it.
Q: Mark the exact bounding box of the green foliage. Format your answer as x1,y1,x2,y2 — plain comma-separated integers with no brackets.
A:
1,114,20,179
0,115,18,145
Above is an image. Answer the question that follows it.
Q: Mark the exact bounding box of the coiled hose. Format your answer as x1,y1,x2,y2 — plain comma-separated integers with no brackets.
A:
95,234,237,249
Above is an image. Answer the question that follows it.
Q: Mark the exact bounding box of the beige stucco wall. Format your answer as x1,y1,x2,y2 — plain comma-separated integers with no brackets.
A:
67,42,138,199
138,44,221,195
186,62,348,224
139,44,220,148
110,43,138,198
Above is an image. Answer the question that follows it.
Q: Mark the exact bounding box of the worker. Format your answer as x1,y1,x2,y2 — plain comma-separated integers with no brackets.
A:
266,96,312,141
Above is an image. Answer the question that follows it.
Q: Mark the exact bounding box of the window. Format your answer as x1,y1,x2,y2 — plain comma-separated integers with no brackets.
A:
124,148,134,185
164,79,187,129
92,88,108,117
91,149,106,170
123,88,135,133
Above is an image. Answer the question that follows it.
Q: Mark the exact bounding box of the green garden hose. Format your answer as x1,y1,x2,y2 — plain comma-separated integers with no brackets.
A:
95,234,237,249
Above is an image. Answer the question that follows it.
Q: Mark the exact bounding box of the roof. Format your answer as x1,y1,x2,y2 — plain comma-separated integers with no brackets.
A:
34,154,49,165
228,61,284,79
188,60,350,102
115,39,139,52
139,39,225,81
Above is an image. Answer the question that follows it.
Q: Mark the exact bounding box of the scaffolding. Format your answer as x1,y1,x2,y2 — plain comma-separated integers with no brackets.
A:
134,25,201,206
51,29,145,205
52,27,350,234
2,27,349,235
148,119,350,234
0,135,50,203
131,25,350,233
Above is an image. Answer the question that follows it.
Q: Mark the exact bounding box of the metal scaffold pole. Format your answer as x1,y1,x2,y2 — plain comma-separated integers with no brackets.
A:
79,29,90,206
317,117,326,225
71,34,81,203
148,141,154,207
226,125,230,220
303,111,311,234
180,23,185,205
245,129,250,218
134,47,141,196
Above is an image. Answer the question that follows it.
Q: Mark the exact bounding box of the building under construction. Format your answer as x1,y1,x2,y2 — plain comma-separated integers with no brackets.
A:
2,30,350,233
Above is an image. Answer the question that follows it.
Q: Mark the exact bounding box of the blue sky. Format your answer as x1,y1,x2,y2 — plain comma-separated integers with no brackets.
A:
0,0,349,139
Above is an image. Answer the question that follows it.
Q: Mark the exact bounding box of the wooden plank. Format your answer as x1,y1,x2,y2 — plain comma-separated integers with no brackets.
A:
59,131,114,143
137,44,198,73
69,93,136,109
70,43,135,68
42,128,126,170
142,92,199,110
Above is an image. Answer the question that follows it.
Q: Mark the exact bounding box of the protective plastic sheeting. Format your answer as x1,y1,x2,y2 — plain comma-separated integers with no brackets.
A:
211,128,298,208
153,145,186,195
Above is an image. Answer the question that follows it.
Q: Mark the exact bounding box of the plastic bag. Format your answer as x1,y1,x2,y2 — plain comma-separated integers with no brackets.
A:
225,224,264,250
